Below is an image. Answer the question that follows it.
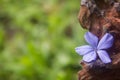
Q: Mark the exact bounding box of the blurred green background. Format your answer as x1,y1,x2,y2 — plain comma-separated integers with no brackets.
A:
0,0,86,80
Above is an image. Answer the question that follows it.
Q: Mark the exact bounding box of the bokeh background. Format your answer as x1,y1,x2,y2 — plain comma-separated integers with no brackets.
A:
0,0,86,80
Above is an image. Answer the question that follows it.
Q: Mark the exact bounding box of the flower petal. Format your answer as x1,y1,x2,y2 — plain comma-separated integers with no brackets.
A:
97,50,111,63
83,51,96,62
75,45,94,55
84,32,98,48
97,33,114,50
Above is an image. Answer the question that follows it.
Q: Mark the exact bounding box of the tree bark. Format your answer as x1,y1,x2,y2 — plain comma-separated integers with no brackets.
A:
78,0,120,80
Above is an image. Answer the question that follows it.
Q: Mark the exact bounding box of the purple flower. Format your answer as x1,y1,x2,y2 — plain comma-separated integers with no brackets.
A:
75,32,114,63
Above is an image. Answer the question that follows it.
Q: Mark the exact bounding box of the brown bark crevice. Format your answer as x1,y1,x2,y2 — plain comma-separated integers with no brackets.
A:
78,0,120,80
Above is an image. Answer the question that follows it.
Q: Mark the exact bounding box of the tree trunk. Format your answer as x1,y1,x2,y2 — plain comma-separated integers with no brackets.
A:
78,0,120,80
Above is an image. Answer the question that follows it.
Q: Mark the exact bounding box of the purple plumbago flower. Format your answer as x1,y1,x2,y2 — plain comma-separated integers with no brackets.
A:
75,32,114,63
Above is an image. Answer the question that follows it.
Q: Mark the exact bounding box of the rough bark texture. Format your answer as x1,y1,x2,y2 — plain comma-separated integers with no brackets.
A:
78,0,120,80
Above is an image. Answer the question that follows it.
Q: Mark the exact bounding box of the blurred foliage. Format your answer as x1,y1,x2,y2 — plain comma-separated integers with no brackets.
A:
0,0,86,80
